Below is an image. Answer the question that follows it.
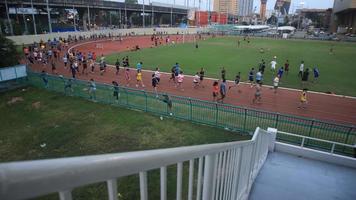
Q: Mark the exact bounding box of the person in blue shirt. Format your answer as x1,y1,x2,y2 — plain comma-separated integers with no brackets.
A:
248,68,255,87
277,67,284,80
174,63,180,78
313,67,320,83
41,70,48,88
256,71,263,84
136,62,143,72
218,79,227,103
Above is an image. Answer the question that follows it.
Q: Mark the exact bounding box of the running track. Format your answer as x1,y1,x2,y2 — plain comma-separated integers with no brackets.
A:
29,36,356,125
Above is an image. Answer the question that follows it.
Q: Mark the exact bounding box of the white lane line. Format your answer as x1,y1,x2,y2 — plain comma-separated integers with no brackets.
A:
69,39,356,100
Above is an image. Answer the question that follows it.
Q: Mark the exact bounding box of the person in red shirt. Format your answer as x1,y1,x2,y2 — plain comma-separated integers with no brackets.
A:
284,60,290,75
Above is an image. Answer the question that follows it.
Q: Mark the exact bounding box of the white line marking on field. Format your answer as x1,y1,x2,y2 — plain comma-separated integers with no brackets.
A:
69,39,356,100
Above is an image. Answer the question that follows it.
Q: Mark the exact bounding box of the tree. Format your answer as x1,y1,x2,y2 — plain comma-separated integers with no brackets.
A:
0,35,20,68
125,0,138,4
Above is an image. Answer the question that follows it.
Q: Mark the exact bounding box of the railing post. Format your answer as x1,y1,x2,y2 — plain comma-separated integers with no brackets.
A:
331,143,336,154
160,166,167,200
144,91,148,112
274,113,279,129
139,171,148,200
301,137,305,148
188,160,194,200
189,98,193,121
308,119,315,137
125,88,129,105
202,154,217,200
59,190,72,200
267,127,277,152
176,162,183,200
215,103,219,126
107,179,118,200
196,157,203,200
243,108,247,133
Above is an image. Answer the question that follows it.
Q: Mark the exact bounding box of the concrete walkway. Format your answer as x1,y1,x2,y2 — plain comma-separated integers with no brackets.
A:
249,152,356,200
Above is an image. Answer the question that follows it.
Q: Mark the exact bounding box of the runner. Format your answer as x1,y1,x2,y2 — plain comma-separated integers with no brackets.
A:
229,72,241,93
115,59,120,75
298,89,308,109
252,83,262,104
136,70,145,88
217,79,227,103
270,58,277,72
152,74,159,97
284,60,290,75
248,68,255,87
51,61,57,75
193,72,200,88
273,76,279,94
82,57,88,75
212,81,219,102
169,64,176,83
277,67,284,81
125,67,131,86
256,71,263,85
154,67,161,83
199,67,205,88
63,55,68,68
176,71,184,91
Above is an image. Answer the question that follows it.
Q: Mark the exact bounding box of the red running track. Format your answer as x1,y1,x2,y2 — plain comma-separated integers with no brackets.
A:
29,36,356,125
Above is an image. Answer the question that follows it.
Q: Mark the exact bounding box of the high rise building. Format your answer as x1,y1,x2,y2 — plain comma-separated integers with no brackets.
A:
332,0,356,33
274,0,291,15
213,0,238,15
238,0,254,16
260,0,267,20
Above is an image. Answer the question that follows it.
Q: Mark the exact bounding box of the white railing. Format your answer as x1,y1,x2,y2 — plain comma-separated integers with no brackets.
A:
277,131,355,155
0,127,271,200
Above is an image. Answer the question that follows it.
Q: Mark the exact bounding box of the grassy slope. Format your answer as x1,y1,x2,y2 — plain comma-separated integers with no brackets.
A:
105,37,356,96
0,87,248,200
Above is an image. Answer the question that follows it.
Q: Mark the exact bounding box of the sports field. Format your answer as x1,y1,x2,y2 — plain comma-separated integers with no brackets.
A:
105,37,356,96
0,87,248,199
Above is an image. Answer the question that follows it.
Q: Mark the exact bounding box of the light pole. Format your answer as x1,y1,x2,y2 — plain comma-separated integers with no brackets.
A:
30,0,37,34
151,0,154,27
87,4,91,31
5,0,14,35
142,0,145,28
46,0,52,33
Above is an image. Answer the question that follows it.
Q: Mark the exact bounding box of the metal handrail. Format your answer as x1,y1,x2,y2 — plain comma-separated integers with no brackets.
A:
277,130,355,154
0,128,271,200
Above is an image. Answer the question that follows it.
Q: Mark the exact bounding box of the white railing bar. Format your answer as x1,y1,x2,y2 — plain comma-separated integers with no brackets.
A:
188,160,194,200
247,141,257,190
211,152,219,200
277,131,354,148
139,171,148,200
231,148,241,200
234,147,244,199
160,166,167,200
107,179,118,200
214,152,223,200
59,190,72,200
176,162,183,200
202,154,217,200
0,139,254,200
301,137,305,147
219,150,227,200
227,148,238,200
224,149,233,200
331,143,336,154
196,157,203,200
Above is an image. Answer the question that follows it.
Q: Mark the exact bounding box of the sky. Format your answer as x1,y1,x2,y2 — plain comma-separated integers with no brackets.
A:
115,0,335,13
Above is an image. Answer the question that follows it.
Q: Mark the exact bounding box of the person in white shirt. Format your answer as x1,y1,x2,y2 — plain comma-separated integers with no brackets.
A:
193,72,200,88
271,59,277,72
273,76,279,93
177,71,184,91
299,61,305,78
154,67,161,83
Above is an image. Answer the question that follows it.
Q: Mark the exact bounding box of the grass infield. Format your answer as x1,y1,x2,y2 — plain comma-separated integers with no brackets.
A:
105,37,356,96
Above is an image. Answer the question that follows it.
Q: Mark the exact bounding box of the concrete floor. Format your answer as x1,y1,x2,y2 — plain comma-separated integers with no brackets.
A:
249,152,356,200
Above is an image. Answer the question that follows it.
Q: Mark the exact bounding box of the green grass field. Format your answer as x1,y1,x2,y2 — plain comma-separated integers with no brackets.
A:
0,87,248,200
105,37,356,96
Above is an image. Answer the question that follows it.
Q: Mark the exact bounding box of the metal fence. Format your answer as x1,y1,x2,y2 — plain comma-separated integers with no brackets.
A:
0,126,271,200
26,71,356,157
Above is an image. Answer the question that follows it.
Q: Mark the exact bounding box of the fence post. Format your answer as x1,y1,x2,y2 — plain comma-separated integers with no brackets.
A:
215,103,219,126
307,120,315,147
144,91,148,112
243,108,247,133
189,98,192,121
274,113,279,129
125,88,129,106
344,126,353,144
202,154,217,200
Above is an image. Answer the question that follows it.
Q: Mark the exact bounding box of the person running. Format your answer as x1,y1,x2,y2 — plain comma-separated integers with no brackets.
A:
82,57,88,75
313,67,319,83
301,68,310,88
70,62,77,79
229,72,241,93
112,81,120,102
154,67,161,83
136,70,145,88
136,62,143,72
256,71,263,85
252,83,262,104
212,81,219,102
270,58,277,72
299,61,305,78
152,74,159,97
221,67,226,80
88,79,96,100
199,67,205,88
174,63,180,83
63,55,68,68
217,79,227,103
298,89,308,109
99,61,105,75
277,67,284,80
284,60,290,75
169,64,176,83
273,76,279,94
41,70,49,88
193,72,200,88
125,67,131,86
248,68,255,87
90,59,95,73
176,71,184,91
51,61,57,74
115,59,120,75
259,59,266,74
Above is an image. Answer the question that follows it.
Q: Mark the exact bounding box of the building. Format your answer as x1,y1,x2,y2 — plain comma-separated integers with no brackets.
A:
274,0,291,15
260,0,268,20
332,0,356,33
213,0,238,15
296,8,333,30
238,0,254,16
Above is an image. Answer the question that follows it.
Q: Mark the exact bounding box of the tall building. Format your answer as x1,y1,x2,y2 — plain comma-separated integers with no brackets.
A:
274,0,291,15
213,0,238,15
238,0,254,16
260,0,268,20
332,0,356,33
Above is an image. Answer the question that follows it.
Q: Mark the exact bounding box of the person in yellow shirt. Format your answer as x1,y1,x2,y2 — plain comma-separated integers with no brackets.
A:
136,70,145,88
298,89,308,109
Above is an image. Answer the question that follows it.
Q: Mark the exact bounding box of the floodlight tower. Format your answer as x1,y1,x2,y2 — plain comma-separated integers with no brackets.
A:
260,0,267,21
